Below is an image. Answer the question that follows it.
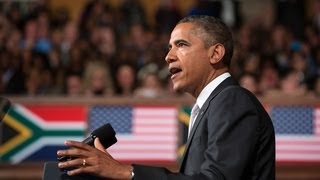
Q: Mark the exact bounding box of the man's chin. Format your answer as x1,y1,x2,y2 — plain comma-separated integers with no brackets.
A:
172,84,184,94
174,89,184,94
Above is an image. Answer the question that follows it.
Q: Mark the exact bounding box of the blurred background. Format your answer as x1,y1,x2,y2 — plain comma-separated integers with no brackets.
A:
0,0,320,179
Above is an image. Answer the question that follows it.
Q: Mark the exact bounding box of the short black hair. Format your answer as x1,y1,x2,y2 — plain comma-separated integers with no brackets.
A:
178,15,234,67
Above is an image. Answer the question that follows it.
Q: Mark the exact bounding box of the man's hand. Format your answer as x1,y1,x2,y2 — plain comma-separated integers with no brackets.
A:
57,138,133,179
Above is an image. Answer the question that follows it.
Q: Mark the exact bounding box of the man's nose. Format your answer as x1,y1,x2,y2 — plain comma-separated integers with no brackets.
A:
165,49,176,64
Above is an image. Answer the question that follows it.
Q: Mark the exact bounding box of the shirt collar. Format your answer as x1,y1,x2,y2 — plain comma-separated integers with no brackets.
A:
196,72,231,109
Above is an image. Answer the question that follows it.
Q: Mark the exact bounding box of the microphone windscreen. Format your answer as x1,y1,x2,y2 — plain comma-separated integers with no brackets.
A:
92,123,117,148
58,123,117,162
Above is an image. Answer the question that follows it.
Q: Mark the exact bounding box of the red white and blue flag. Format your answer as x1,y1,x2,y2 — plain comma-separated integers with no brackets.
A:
271,106,320,163
89,105,178,163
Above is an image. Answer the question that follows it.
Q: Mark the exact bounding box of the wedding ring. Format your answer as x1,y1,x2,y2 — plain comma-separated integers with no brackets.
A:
82,158,86,166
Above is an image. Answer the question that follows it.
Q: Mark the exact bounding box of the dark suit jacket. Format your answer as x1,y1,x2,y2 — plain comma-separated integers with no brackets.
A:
133,77,275,180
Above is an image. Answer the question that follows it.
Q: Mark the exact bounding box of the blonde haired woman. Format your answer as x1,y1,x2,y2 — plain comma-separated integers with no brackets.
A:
82,61,114,96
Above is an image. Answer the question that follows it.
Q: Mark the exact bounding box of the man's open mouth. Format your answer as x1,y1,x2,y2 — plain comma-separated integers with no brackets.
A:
169,67,182,76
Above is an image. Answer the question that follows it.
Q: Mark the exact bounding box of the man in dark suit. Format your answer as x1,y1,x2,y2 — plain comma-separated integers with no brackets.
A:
57,15,275,180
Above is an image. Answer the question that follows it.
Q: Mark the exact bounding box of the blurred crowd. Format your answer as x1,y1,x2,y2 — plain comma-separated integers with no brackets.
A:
1,0,320,99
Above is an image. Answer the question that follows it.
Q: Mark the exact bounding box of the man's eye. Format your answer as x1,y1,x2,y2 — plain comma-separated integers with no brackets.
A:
177,43,186,47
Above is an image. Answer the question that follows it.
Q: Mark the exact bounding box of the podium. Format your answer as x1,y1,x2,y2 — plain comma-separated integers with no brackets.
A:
42,162,103,180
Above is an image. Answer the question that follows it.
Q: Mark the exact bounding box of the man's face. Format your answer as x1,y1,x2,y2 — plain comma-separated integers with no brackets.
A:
166,23,212,97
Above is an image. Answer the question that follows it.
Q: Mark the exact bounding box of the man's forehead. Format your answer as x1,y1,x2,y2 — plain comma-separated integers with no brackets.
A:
172,23,194,35
169,23,194,41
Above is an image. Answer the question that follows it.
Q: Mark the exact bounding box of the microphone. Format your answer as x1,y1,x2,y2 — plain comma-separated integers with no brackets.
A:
58,123,117,162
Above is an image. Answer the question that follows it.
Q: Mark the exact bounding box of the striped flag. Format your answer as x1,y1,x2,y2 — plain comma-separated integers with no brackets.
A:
0,104,86,163
89,105,178,163
272,106,320,163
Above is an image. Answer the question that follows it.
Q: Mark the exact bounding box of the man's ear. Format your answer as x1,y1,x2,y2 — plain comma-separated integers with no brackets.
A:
208,43,225,64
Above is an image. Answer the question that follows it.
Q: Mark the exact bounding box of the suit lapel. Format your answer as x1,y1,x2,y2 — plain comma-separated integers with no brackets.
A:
179,77,237,172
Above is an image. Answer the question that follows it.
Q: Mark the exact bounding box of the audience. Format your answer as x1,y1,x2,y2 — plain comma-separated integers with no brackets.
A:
265,69,307,98
82,61,114,97
134,71,165,98
114,64,136,97
64,73,83,97
0,0,319,98
238,73,260,95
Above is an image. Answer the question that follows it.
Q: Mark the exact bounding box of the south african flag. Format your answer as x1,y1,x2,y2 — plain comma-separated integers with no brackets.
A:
0,104,87,163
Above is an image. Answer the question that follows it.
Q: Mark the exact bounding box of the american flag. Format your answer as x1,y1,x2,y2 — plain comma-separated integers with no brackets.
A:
89,105,178,163
272,106,320,163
